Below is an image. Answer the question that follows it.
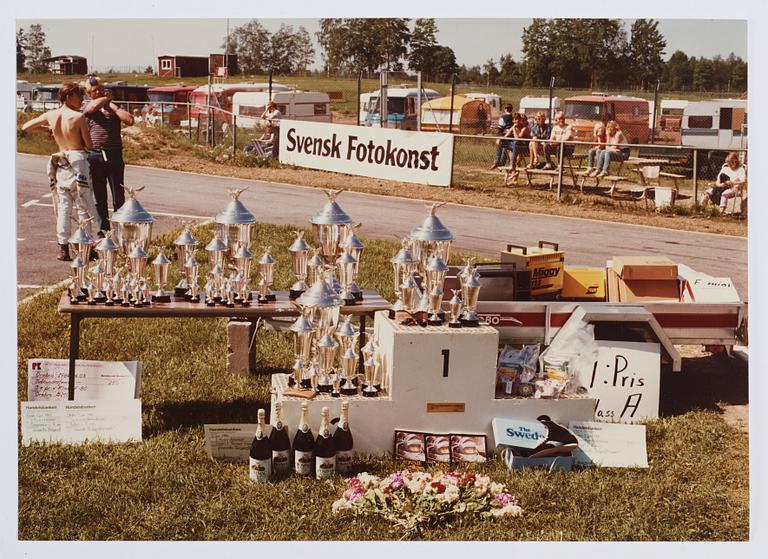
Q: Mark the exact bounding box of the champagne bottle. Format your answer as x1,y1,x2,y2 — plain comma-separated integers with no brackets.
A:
333,401,354,475
249,409,272,482
293,402,314,476
315,406,336,479
269,402,291,474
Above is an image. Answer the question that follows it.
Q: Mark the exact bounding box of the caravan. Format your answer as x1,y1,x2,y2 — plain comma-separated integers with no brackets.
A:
464,92,503,120
189,82,291,121
680,99,747,150
232,90,332,128
519,96,561,121
364,86,441,130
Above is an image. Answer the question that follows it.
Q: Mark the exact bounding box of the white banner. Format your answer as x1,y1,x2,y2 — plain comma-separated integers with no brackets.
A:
279,120,454,186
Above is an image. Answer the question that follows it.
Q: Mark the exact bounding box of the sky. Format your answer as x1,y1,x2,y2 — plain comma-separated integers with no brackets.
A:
15,18,748,73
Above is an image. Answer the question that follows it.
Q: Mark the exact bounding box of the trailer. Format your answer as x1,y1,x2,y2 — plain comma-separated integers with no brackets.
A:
680,99,747,151
232,90,332,129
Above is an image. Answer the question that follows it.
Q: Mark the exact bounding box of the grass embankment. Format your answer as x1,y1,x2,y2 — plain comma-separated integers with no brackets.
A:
18,223,749,541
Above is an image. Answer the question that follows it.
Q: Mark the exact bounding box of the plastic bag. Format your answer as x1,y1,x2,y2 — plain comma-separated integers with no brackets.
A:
536,323,599,398
496,344,540,396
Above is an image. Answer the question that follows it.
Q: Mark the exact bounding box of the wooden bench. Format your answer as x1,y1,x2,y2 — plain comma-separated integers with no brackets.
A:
632,169,686,188
577,173,628,196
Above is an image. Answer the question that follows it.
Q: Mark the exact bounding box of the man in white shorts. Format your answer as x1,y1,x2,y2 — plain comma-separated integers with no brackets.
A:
22,83,100,261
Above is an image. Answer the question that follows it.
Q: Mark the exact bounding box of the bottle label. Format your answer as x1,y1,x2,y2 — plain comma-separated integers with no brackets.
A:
295,450,313,475
249,457,271,482
272,449,290,472
335,450,354,474
316,455,336,479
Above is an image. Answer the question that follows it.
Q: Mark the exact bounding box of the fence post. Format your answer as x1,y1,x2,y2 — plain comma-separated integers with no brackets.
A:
692,148,699,204
449,137,456,188
188,104,192,139
556,141,565,200
233,114,237,153
448,74,456,133
160,103,165,126
356,72,361,127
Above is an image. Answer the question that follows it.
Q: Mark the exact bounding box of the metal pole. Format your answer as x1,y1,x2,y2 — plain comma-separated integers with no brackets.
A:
548,76,555,124
207,74,212,147
160,102,164,126
556,140,565,200
233,114,237,153
356,72,361,127
187,103,192,139
692,148,699,204
416,71,422,131
448,74,456,133
380,70,388,129
650,80,660,144
269,70,273,100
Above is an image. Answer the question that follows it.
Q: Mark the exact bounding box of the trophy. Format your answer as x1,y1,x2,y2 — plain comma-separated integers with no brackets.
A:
94,231,119,280
289,313,315,388
90,261,107,303
232,245,253,304
336,315,359,393
362,353,379,397
448,289,463,328
390,239,418,314
112,266,125,305
400,271,419,314
69,257,87,301
215,187,257,256
222,279,236,308
184,255,200,303
127,246,149,281
288,231,311,299
341,223,365,301
460,266,482,327
256,247,276,304
151,250,171,303
204,276,215,306
311,189,354,265
110,186,154,255
103,277,115,306
306,248,324,288
68,217,96,264
206,234,228,303
425,255,449,326
316,332,338,393
296,267,342,331
173,224,199,297
307,358,320,392
408,203,454,276
336,249,358,306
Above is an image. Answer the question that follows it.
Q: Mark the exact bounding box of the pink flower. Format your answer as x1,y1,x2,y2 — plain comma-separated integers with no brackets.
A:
493,492,518,507
343,486,364,502
430,481,447,494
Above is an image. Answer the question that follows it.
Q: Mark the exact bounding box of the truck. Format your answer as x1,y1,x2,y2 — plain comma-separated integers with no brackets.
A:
563,94,650,144
465,92,503,120
232,90,332,128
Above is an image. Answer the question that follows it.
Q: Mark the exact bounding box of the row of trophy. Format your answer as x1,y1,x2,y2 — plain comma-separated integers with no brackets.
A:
389,203,481,327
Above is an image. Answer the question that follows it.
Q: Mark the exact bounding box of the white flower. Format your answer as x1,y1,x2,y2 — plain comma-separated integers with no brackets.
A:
489,482,505,494
357,472,379,489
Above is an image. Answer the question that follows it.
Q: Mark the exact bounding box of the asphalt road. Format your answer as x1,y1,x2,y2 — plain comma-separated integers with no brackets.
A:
15,152,748,300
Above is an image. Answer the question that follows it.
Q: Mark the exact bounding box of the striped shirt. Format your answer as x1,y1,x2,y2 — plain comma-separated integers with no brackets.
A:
84,108,123,150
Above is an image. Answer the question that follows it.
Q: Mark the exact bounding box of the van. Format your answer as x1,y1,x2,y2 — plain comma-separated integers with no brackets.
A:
519,96,561,121
364,86,441,130
189,82,291,122
232,90,332,128
563,94,650,144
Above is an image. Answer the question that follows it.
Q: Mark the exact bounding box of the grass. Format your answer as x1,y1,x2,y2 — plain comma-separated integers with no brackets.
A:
17,222,749,541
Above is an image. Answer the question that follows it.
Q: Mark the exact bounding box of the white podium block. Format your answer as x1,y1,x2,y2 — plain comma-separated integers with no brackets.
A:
273,311,595,455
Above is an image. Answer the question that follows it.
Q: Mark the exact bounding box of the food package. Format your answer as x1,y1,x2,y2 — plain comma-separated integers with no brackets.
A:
496,344,540,396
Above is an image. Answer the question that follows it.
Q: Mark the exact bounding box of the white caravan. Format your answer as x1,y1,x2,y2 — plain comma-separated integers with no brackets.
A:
680,99,747,150
232,90,332,128
464,92,503,119
519,96,561,120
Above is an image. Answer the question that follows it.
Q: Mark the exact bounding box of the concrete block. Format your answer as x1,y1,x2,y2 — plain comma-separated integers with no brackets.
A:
227,320,253,376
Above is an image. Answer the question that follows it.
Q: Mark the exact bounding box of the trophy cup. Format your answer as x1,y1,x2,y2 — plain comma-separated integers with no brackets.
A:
95,231,119,280
407,203,454,316
460,266,482,327
173,224,200,297
232,245,253,304
390,239,418,315
336,315,359,393
222,279,236,308
110,186,154,255
448,289,463,328
150,250,171,303
103,277,115,306
425,255,449,326
215,187,257,257
90,261,107,303
289,313,315,388
362,353,379,397
257,248,276,303
68,217,96,264
139,277,150,306
307,358,320,392
331,377,341,398
336,249,358,306
86,281,98,305
69,257,87,301
204,276,215,306
311,190,354,294
288,231,311,299
400,271,419,315
341,223,365,301
206,234,228,303
296,267,342,330
127,245,149,281
184,255,200,303
120,274,132,307
306,248,324,288
316,332,338,393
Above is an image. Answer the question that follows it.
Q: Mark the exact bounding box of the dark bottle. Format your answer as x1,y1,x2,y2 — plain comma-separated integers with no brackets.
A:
269,402,291,474
333,401,354,475
315,406,336,479
293,402,314,476
249,409,272,482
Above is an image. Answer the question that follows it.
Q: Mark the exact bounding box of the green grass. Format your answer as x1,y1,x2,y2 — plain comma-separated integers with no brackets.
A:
17,222,749,541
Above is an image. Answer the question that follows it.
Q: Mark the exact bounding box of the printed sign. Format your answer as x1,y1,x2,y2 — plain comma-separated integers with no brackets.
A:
27,359,141,401
578,341,660,422
21,399,142,445
204,424,258,463
569,421,649,468
491,417,548,450
279,120,454,186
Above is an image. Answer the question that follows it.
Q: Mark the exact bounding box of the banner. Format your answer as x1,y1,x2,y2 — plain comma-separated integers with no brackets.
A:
279,120,454,186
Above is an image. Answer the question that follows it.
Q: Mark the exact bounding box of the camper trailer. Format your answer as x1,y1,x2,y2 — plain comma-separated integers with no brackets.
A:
465,92,503,119
189,82,291,122
659,99,689,131
16,81,42,111
146,85,197,125
358,91,375,124
27,84,63,112
364,86,441,130
232,90,332,128
420,95,490,134
680,99,746,150
563,94,651,144
519,96,561,121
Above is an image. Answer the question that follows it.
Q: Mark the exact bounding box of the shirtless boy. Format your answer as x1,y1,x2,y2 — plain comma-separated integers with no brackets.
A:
22,82,100,261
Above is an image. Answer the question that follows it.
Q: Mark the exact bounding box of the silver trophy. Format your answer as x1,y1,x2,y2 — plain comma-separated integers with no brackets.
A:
68,217,96,264
103,277,115,306
316,332,338,394
256,247,276,303
112,266,125,305
232,245,253,305
289,313,315,388
184,255,200,303
296,267,342,331
448,289,463,329
205,234,228,303
400,271,419,314
336,315,359,393
390,239,419,314
336,249,358,306
311,189,354,265
461,266,482,327
127,246,149,307
306,248,324,288
425,255,449,325
90,260,107,303
288,231,311,299
94,231,119,280
173,224,199,297
341,223,365,301
215,187,257,256
151,250,171,303
362,353,379,397
110,186,154,255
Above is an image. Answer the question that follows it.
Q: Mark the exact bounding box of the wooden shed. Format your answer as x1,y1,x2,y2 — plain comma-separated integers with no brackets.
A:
209,53,239,76
44,55,88,75
157,55,209,78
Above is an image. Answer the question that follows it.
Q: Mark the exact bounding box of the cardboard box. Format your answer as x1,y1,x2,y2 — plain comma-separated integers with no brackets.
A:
500,242,564,297
561,267,606,301
618,279,680,302
611,256,678,280
606,267,622,302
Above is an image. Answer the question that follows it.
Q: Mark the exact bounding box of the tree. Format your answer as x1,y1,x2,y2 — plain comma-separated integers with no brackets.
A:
431,46,458,83
498,54,522,87
316,19,347,75
693,57,714,91
628,19,666,90
483,58,499,87
727,53,747,91
521,19,552,86
409,19,438,79
222,20,271,74
664,50,692,91
292,26,315,74
23,24,51,74
376,19,411,71
17,28,26,73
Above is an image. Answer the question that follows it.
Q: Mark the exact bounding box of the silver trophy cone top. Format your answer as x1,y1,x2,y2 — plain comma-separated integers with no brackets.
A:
288,314,314,334
449,289,462,303
128,246,149,260
288,231,311,253
426,255,449,274
234,245,253,260
401,273,419,290
152,251,171,266
341,224,365,250
409,202,454,242
307,248,324,268
205,235,228,252
336,250,358,266
317,332,338,349
184,255,198,269
258,247,275,265
95,231,118,252
70,256,86,269
310,189,353,226
174,226,199,248
68,225,95,246
391,242,418,266
296,274,342,308
464,269,482,287
215,187,257,225
336,315,358,339
111,186,154,224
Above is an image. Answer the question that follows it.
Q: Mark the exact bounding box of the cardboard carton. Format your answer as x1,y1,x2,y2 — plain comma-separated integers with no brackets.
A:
618,278,680,302
612,256,678,280
561,267,606,301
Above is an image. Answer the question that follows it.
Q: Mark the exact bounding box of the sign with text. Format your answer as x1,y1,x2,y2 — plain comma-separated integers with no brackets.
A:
569,421,648,468
21,399,142,445
491,417,548,450
279,120,454,186
204,424,258,463
27,359,141,401
578,341,661,422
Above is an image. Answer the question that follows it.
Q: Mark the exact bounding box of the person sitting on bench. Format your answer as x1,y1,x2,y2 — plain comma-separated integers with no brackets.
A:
527,112,550,170
584,123,607,176
543,112,574,170
594,120,628,178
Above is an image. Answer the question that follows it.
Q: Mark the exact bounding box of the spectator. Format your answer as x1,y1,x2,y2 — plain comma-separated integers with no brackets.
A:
507,113,532,177
594,120,628,178
244,123,274,156
260,101,282,158
82,75,134,236
490,104,514,169
131,108,144,126
543,112,574,170
145,107,160,126
21,83,99,261
476,102,488,135
584,123,607,176
701,152,747,211
527,112,551,169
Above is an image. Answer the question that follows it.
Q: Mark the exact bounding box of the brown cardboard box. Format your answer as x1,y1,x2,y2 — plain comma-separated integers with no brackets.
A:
606,267,622,302
611,256,678,280
561,267,606,301
618,279,681,302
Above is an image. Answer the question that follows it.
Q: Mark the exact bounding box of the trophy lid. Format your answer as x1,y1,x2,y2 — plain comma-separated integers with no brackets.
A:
390,242,418,266
341,224,365,250
288,231,311,253
307,249,324,268
95,232,118,252
336,315,358,339
426,255,449,274
152,252,171,266
401,273,419,290
110,186,154,224
184,255,198,269
449,289,462,303
234,246,253,260
258,248,275,265
463,269,481,287
336,250,357,266
317,333,337,349
288,314,314,334
205,235,228,253
70,256,86,270
128,246,149,260
310,189,354,226
409,203,454,242
296,274,342,308
68,222,95,245
215,188,257,225
173,226,199,247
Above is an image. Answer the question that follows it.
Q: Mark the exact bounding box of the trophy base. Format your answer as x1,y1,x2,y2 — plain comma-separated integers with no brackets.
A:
206,300,216,307
362,387,379,398
94,295,107,303
331,391,341,398
111,297,123,305
460,318,480,327
448,321,462,329
151,294,171,303
317,384,333,394
343,297,357,306
69,297,79,305
287,376,296,388
239,300,251,307
87,300,97,305
174,287,189,297
121,301,131,308
105,300,114,307
76,294,87,302
225,302,236,308
213,296,222,303
188,296,200,304
300,380,312,390
257,297,269,305
340,386,358,396
132,302,144,308
289,289,305,300
266,293,277,302
353,291,364,301
427,318,444,326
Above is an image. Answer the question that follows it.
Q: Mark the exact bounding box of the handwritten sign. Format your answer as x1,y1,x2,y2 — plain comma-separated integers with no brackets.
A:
683,277,740,303
204,424,258,463
27,359,141,401
491,417,547,450
21,400,142,445
577,341,660,422
569,421,648,468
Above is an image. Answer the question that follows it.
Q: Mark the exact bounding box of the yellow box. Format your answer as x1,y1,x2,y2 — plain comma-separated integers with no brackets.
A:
500,241,564,296
561,267,606,301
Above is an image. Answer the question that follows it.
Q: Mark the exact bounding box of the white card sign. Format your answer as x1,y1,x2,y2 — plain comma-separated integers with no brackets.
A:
569,421,648,468
491,417,547,449
21,399,143,445
27,359,142,401
578,341,660,422
204,424,258,463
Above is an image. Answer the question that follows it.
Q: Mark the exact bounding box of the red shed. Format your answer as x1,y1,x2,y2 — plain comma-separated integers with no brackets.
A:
157,55,209,78
45,55,88,75
209,53,239,76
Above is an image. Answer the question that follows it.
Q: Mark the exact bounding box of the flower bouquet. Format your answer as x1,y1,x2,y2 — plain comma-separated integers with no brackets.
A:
332,470,522,536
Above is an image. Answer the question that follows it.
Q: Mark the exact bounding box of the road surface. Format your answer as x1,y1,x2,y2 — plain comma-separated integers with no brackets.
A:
16,152,748,300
